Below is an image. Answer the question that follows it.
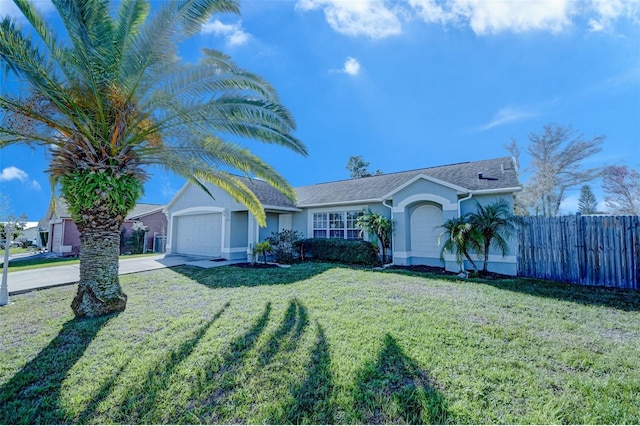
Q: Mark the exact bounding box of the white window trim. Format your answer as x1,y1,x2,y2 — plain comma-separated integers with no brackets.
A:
307,205,368,240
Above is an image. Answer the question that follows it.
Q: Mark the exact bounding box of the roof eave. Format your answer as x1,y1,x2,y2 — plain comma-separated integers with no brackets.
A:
470,186,523,195
127,206,166,220
382,174,470,199
164,181,191,213
263,205,303,213
296,198,383,208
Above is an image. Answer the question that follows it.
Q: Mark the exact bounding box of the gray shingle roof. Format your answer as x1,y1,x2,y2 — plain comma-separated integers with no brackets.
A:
126,203,165,219
239,177,298,209
52,197,164,220
295,157,520,207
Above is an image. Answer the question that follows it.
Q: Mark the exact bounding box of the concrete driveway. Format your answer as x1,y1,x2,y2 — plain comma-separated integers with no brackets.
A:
6,254,243,295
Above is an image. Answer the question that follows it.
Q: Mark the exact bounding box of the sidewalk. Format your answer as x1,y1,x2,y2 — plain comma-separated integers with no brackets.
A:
6,254,243,295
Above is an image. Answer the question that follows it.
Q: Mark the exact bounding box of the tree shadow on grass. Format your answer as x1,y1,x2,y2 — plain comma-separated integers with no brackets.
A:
383,268,640,312
275,321,335,425
187,302,272,422
260,299,308,366
171,262,336,289
353,334,449,425
78,302,231,423
0,314,116,424
481,278,640,312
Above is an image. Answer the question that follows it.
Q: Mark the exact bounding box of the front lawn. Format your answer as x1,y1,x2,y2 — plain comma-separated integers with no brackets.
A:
0,263,638,424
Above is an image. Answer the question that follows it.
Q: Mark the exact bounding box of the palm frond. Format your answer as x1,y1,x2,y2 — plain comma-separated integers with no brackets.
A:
0,18,63,100
113,0,149,70
123,0,239,96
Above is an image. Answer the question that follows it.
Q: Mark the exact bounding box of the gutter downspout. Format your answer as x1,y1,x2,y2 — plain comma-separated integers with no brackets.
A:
456,191,474,272
382,199,394,267
458,192,473,217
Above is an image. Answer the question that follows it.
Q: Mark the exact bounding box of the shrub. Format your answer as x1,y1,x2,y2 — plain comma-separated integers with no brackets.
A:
298,238,379,266
267,229,304,264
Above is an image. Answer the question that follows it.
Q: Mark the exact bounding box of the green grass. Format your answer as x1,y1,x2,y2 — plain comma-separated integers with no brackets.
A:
1,263,638,424
1,247,30,255
1,252,158,272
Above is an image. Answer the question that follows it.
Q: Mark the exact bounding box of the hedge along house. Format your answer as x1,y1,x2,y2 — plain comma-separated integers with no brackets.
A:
164,157,522,274
43,198,168,255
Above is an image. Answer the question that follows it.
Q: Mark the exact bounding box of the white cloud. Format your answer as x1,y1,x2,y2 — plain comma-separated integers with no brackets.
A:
299,0,638,38
458,0,572,34
0,166,28,182
202,19,250,46
408,0,455,25
0,166,41,191
478,105,539,131
342,57,361,76
587,0,640,32
410,0,573,35
295,0,402,38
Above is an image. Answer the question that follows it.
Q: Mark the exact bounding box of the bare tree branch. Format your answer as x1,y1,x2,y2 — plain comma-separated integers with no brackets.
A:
602,165,640,215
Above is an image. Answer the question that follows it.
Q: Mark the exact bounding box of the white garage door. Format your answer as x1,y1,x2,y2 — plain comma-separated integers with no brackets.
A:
174,213,222,257
410,204,443,259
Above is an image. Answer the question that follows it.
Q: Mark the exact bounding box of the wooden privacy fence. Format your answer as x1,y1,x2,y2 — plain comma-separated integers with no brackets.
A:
518,215,640,289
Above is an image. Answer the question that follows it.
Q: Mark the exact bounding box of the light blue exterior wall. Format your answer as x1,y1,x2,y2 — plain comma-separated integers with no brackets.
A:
167,180,518,275
230,211,248,248
259,213,280,241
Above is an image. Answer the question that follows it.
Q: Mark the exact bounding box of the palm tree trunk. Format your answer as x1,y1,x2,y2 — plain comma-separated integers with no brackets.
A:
71,228,126,317
482,240,491,273
462,251,478,272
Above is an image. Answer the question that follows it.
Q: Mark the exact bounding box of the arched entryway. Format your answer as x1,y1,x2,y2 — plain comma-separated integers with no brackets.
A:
409,203,443,260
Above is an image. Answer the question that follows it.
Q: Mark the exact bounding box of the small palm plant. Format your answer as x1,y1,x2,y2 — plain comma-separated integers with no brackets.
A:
253,240,273,265
438,216,481,273
468,199,524,274
356,210,392,264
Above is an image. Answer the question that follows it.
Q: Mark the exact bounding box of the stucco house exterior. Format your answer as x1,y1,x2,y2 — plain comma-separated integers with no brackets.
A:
43,198,168,255
165,157,521,274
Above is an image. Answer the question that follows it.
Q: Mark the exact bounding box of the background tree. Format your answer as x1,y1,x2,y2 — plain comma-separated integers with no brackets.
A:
468,200,523,274
347,155,382,178
510,124,604,216
602,165,640,215
356,209,392,264
437,216,480,272
577,185,600,214
0,0,306,317
0,213,27,242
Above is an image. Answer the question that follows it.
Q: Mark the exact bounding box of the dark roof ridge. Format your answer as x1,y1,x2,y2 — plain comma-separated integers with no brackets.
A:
295,156,514,189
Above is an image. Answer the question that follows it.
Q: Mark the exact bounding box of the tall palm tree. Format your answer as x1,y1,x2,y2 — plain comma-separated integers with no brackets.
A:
468,200,522,274
437,216,480,272
0,0,307,317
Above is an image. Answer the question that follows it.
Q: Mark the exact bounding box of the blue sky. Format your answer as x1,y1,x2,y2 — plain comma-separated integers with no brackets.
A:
1,0,639,220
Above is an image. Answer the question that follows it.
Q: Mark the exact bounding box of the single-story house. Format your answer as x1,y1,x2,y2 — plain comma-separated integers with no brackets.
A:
43,198,168,255
165,157,521,274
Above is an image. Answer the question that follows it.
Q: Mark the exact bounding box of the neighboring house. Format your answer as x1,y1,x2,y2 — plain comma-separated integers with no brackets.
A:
42,198,168,255
17,222,40,245
165,157,522,275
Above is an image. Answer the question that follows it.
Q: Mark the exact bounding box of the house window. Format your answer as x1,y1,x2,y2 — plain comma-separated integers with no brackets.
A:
313,211,363,239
